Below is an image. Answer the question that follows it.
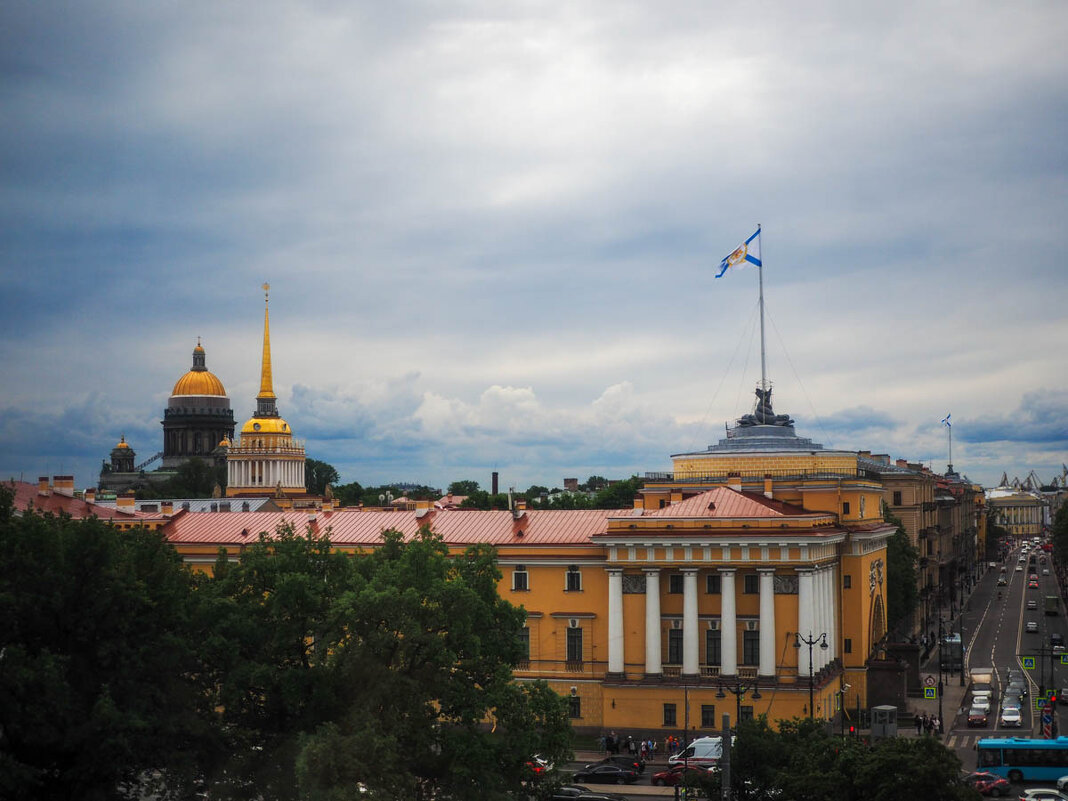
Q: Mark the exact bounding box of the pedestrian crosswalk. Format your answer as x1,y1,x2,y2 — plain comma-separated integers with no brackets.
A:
944,732,1027,750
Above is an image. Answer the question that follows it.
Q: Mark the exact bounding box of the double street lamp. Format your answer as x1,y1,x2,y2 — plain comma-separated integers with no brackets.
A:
795,631,829,719
716,677,762,731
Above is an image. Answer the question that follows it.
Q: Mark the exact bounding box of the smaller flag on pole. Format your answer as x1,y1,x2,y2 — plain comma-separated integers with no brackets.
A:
941,414,951,427
716,228,762,278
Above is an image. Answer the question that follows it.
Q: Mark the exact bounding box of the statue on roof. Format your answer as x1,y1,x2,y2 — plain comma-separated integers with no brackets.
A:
736,386,794,428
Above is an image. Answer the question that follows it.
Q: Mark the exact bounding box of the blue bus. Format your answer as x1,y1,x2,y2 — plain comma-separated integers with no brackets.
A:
976,737,1068,783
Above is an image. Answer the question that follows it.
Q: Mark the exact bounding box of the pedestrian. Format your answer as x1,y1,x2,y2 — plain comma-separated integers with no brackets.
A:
640,740,648,760
598,732,606,753
915,713,922,736
922,713,930,734
935,716,942,735
607,730,616,754
626,735,635,755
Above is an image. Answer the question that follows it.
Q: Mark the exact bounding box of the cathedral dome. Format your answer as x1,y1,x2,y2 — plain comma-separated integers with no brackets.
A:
171,341,227,397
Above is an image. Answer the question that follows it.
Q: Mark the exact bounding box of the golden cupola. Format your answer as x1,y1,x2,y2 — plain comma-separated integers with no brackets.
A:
171,339,227,397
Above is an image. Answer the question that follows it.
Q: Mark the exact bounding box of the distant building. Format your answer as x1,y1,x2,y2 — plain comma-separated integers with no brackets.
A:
224,285,310,506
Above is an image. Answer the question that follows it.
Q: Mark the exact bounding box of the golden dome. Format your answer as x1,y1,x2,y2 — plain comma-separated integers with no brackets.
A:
240,417,292,435
115,435,130,449
172,370,227,397
172,340,227,397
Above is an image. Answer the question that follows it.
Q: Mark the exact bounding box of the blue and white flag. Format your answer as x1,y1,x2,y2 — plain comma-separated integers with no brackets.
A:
716,228,762,278
941,413,951,427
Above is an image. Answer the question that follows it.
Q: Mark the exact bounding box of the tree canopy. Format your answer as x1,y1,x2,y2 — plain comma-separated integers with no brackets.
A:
447,479,480,496
0,485,212,800
686,716,978,801
883,503,919,638
305,458,340,496
198,523,571,800
0,486,571,800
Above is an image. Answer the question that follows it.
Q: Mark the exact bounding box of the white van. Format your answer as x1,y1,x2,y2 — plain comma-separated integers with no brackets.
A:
668,735,734,768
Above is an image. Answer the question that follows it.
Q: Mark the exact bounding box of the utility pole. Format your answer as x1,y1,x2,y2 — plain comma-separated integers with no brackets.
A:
721,713,731,801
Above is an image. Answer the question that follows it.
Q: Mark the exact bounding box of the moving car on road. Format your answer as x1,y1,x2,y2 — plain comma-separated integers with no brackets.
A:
1027,621,1040,633
969,707,989,727
999,707,1022,727
571,765,639,786
961,770,1010,796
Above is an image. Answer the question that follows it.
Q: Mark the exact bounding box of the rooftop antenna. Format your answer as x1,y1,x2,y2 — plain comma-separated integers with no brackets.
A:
941,414,952,473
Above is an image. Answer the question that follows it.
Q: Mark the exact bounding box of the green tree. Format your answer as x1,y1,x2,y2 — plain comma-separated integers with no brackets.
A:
0,485,212,801
582,475,608,491
592,476,644,509
1051,504,1068,564
447,480,480,496
333,480,364,507
305,458,340,495
459,491,511,510
200,523,572,800
883,503,918,636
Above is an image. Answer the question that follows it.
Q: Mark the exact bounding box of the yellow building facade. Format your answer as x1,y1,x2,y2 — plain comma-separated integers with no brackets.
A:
164,386,893,738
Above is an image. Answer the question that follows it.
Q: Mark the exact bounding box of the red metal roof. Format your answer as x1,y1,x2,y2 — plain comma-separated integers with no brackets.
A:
164,507,613,548
630,488,816,519
8,481,151,521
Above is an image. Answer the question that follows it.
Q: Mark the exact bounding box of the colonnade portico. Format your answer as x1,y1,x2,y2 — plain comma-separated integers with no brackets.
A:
606,562,839,681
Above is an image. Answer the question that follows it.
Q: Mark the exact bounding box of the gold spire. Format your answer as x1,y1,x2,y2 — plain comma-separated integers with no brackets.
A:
257,283,276,400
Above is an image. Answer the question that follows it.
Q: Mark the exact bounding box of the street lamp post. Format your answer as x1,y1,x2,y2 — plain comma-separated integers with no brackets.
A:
937,618,945,734
716,677,762,732
795,632,829,719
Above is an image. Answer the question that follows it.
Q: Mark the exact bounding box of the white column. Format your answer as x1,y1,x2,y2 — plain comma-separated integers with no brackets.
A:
824,568,833,666
814,568,825,671
682,569,699,676
797,568,814,678
608,568,624,674
758,568,776,677
644,569,662,676
720,568,737,676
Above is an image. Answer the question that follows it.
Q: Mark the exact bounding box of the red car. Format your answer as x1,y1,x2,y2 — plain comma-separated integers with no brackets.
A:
962,770,1010,796
651,765,714,787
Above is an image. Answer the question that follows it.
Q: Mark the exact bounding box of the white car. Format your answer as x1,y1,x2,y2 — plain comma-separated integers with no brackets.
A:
1017,565,1024,572
971,695,991,714
1021,790,1068,801
1027,621,1040,633
1045,569,1051,575
1000,706,1022,727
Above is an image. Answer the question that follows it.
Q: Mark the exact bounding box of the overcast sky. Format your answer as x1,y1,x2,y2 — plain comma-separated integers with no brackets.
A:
2,1,1066,494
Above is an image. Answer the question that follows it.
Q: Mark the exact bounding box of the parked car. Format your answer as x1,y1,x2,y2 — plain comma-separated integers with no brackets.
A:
651,765,714,787
1027,621,1040,633
1000,706,1022,727
583,755,645,775
571,765,640,785
962,770,1011,796
968,707,989,727
1018,790,1068,801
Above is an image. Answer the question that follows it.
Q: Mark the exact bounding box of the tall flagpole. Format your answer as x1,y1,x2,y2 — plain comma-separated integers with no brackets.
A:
757,223,766,395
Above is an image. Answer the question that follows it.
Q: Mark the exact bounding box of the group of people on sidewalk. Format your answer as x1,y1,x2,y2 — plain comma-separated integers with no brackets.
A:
599,730,668,760
915,712,943,736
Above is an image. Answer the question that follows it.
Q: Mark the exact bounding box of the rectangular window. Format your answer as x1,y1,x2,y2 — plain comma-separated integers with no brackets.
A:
669,574,684,594
743,574,758,594
843,574,852,589
513,566,529,592
701,705,717,728
566,567,582,592
663,703,677,726
844,638,852,654
566,627,583,663
706,574,721,594
568,695,582,719
892,491,902,506
740,705,754,723
518,627,530,660
705,629,721,666
668,628,684,664
742,629,759,665
842,501,851,515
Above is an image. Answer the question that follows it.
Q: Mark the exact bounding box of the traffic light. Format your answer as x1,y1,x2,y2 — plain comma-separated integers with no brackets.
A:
848,725,856,736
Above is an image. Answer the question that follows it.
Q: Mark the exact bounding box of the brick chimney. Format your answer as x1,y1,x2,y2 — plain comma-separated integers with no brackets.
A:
764,476,774,499
727,472,742,492
53,475,75,496
38,476,50,496
84,487,97,504
161,500,173,515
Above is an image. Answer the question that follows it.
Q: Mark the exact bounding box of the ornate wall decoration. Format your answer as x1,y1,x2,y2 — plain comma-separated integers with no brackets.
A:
774,575,799,594
869,558,884,594
622,575,646,594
